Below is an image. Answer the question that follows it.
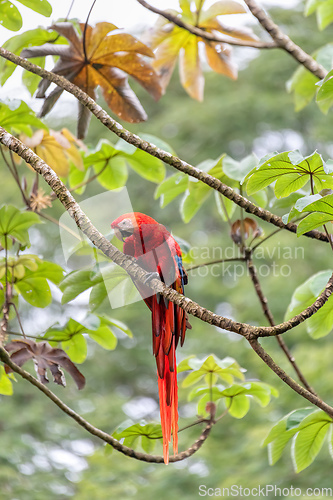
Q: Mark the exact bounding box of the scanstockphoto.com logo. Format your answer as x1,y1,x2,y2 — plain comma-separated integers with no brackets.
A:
58,188,304,309
198,484,333,497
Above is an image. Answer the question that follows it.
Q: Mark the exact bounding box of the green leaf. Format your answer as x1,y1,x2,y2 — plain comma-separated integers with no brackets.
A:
214,191,236,221
60,270,95,304
84,140,128,190
15,277,51,307
0,205,41,246
113,422,161,453
292,412,331,472
286,408,315,430
181,354,245,386
0,0,22,31
13,257,64,307
263,412,300,465
225,394,250,418
88,325,117,350
0,101,47,136
268,427,298,465
0,366,13,395
154,173,188,208
316,69,333,113
223,154,258,182
287,66,318,111
297,212,333,236
287,43,333,110
15,0,52,16
62,333,87,364
297,193,333,236
317,1,333,29
285,270,333,338
100,316,133,338
305,0,324,16
0,28,63,85
125,149,165,183
22,57,45,96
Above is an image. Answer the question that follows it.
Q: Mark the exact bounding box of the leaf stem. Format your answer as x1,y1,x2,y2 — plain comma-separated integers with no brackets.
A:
82,0,97,63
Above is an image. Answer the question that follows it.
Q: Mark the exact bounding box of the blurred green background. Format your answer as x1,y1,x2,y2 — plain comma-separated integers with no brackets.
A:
1,3,333,499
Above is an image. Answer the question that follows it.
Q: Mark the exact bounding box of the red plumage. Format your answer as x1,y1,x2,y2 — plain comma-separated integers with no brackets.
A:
111,212,189,464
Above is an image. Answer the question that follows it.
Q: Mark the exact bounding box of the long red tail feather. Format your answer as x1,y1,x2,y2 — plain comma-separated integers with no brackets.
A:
153,295,179,464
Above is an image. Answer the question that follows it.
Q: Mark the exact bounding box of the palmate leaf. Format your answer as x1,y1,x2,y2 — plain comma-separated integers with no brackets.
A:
147,0,257,100
21,22,162,138
113,421,162,453
264,408,333,472
4,339,85,389
284,270,333,339
245,150,333,198
19,128,84,177
179,354,245,387
83,136,166,190
0,205,41,247
45,316,122,363
183,354,277,418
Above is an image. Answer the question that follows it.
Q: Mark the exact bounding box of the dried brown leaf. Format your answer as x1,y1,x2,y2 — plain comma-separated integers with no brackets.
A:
21,22,162,138
5,339,85,390
230,217,262,243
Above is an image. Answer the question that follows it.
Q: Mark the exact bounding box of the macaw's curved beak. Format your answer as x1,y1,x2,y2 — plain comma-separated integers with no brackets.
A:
113,227,124,242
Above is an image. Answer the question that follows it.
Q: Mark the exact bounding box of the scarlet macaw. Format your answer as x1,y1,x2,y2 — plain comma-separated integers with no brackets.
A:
111,212,190,464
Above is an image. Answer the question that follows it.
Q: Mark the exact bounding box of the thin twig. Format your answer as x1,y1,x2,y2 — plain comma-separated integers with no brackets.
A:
243,0,327,79
9,302,26,339
0,346,214,463
136,0,276,49
0,146,29,205
323,225,333,252
245,251,316,394
0,47,329,244
187,257,246,272
50,158,109,200
248,338,333,418
252,227,283,251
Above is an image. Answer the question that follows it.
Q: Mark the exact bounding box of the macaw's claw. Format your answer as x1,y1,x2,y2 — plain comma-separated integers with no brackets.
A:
143,271,160,285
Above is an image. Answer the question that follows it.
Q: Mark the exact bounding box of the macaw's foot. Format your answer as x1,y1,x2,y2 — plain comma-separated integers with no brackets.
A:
143,271,160,285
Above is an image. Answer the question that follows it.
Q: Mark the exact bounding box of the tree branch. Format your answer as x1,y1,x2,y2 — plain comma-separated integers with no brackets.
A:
243,0,327,79
136,0,276,49
0,48,329,244
0,126,332,342
248,339,333,418
0,346,214,463
246,251,316,395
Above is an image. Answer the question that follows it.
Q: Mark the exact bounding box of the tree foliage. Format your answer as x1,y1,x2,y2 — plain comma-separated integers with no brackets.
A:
1,0,333,498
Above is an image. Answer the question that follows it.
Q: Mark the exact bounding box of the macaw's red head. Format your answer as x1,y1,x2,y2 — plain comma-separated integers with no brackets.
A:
111,212,158,242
